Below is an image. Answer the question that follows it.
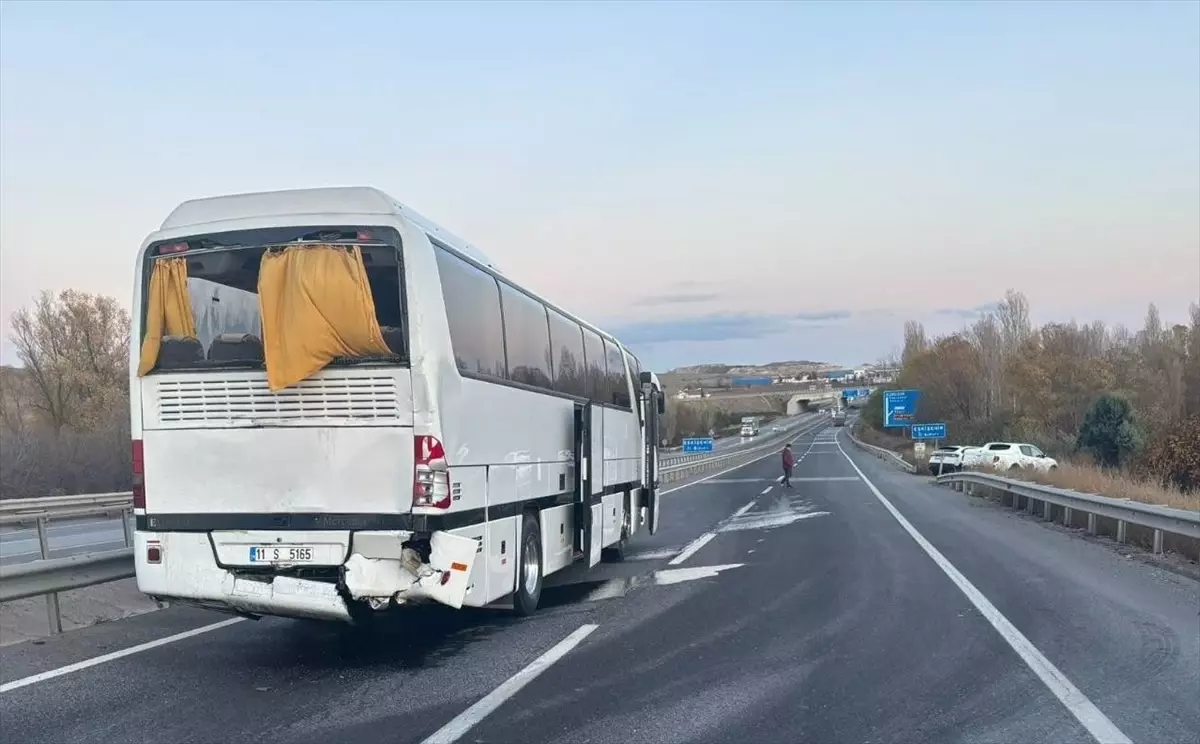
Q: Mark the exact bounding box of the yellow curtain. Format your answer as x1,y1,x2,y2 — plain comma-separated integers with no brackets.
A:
258,244,391,391
137,257,198,376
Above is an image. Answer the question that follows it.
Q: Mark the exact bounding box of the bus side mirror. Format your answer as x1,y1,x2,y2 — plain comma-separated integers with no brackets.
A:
657,396,666,415
639,371,653,385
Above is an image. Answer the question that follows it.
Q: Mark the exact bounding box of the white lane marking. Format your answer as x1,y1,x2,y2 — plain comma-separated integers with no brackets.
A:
654,564,744,585
790,476,859,482
421,623,599,744
695,478,771,484
731,501,756,518
760,486,773,495
669,532,716,565
0,617,245,694
835,436,1133,744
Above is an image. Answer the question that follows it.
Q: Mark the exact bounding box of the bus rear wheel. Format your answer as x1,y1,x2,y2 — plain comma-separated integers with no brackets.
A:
512,512,543,616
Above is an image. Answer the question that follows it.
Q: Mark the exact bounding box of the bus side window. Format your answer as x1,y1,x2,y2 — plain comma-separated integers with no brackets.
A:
548,309,587,398
498,282,553,390
581,329,607,403
434,247,507,379
604,339,631,409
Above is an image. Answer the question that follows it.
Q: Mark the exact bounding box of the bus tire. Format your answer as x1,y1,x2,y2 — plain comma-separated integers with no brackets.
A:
601,537,626,563
512,512,543,616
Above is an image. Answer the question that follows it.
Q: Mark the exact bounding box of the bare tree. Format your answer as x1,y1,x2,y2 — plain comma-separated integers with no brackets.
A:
969,313,1002,418
901,320,928,368
9,290,130,431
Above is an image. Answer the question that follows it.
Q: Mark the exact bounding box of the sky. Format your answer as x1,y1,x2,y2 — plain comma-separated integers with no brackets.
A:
1,0,1197,371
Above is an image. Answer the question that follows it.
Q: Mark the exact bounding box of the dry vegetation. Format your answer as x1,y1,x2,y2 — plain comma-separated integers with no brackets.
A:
1,291,132,498
999,460,1199,513
858,290,1200,510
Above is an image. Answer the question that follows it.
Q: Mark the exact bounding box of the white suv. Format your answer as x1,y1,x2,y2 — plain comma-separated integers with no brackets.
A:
962,442,1058,472
928,445,968,474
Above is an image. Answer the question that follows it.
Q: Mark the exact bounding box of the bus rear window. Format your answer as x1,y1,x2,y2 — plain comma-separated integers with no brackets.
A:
139,226,406,374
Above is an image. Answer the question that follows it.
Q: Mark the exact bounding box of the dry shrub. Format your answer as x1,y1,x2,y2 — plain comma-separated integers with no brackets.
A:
997,460,1199,512
1136,414,1200,493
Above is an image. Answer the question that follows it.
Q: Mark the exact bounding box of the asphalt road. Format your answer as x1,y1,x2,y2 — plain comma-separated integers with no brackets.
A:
2,424,1197,744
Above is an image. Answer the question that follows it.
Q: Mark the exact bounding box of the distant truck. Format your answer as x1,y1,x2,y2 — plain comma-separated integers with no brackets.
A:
740,416,760,437
831,410,846,427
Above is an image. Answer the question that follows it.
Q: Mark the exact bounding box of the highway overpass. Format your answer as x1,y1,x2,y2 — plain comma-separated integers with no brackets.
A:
786,388,845,414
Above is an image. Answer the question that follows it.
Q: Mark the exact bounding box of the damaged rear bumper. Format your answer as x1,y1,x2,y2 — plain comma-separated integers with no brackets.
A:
134,529,479,622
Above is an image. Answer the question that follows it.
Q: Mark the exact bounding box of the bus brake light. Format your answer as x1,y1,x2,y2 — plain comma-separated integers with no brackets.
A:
132,439,146,509
413,435,451,509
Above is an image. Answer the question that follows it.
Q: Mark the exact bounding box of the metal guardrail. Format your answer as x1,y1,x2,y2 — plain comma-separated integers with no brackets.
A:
844,425,916,473
0,414,828,634
0,491,134,518
935,471,1200,554
1,549,135,603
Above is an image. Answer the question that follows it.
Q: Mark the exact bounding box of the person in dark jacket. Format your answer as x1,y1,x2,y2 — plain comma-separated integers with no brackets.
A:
781,443,795,488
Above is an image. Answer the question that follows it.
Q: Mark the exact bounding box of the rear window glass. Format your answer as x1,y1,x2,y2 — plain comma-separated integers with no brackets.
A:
141,226,404,373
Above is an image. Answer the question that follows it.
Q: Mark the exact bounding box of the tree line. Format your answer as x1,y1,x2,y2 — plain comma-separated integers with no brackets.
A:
2,291,132,497
859,291,1200,492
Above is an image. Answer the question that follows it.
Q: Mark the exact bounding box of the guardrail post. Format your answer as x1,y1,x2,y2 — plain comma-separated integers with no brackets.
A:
1116,520,1127,544
36,517,63,634
1152,529,1164,554
1087,513,1097,535
122,507,135,547
1043,502,1054,522
1063,506,1072,527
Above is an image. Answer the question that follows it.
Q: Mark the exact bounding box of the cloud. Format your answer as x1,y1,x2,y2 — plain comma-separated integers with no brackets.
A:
610,309,855,345
793,310,852,322
633,291,722,306
610,313,794,345
933,302,1002,319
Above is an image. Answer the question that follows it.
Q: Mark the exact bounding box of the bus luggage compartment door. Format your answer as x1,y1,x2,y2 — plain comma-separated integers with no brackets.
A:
573,402,598,567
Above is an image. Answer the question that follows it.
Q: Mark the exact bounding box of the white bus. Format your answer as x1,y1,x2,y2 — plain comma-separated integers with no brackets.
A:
130,186,665,623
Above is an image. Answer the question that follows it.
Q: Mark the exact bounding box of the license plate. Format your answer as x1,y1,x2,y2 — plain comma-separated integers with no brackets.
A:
248,545,321,564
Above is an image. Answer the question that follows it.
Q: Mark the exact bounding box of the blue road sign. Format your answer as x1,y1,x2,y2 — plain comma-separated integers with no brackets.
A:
682,437,714,453
883,389,921,428
911,423,947,440
841,387,870,401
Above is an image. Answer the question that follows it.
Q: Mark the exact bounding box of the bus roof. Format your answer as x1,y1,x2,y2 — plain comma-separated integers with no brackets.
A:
159,186,498,270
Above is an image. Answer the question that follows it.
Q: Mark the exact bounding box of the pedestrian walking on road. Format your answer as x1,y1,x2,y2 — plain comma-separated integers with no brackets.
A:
781,443,795,488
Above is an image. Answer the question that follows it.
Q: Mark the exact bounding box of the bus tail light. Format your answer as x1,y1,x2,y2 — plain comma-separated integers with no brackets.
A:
413,435,451,509
132,439,146,509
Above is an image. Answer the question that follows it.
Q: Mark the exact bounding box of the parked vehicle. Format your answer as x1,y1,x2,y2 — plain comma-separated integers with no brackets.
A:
927,445,968,474
962,442,1058,472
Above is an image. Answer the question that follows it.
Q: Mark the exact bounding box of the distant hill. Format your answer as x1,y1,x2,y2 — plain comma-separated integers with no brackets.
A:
660,360,840,393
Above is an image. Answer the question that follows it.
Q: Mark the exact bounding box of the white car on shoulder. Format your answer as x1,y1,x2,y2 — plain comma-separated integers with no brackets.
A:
962,442,1058,472
927,445,968,474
